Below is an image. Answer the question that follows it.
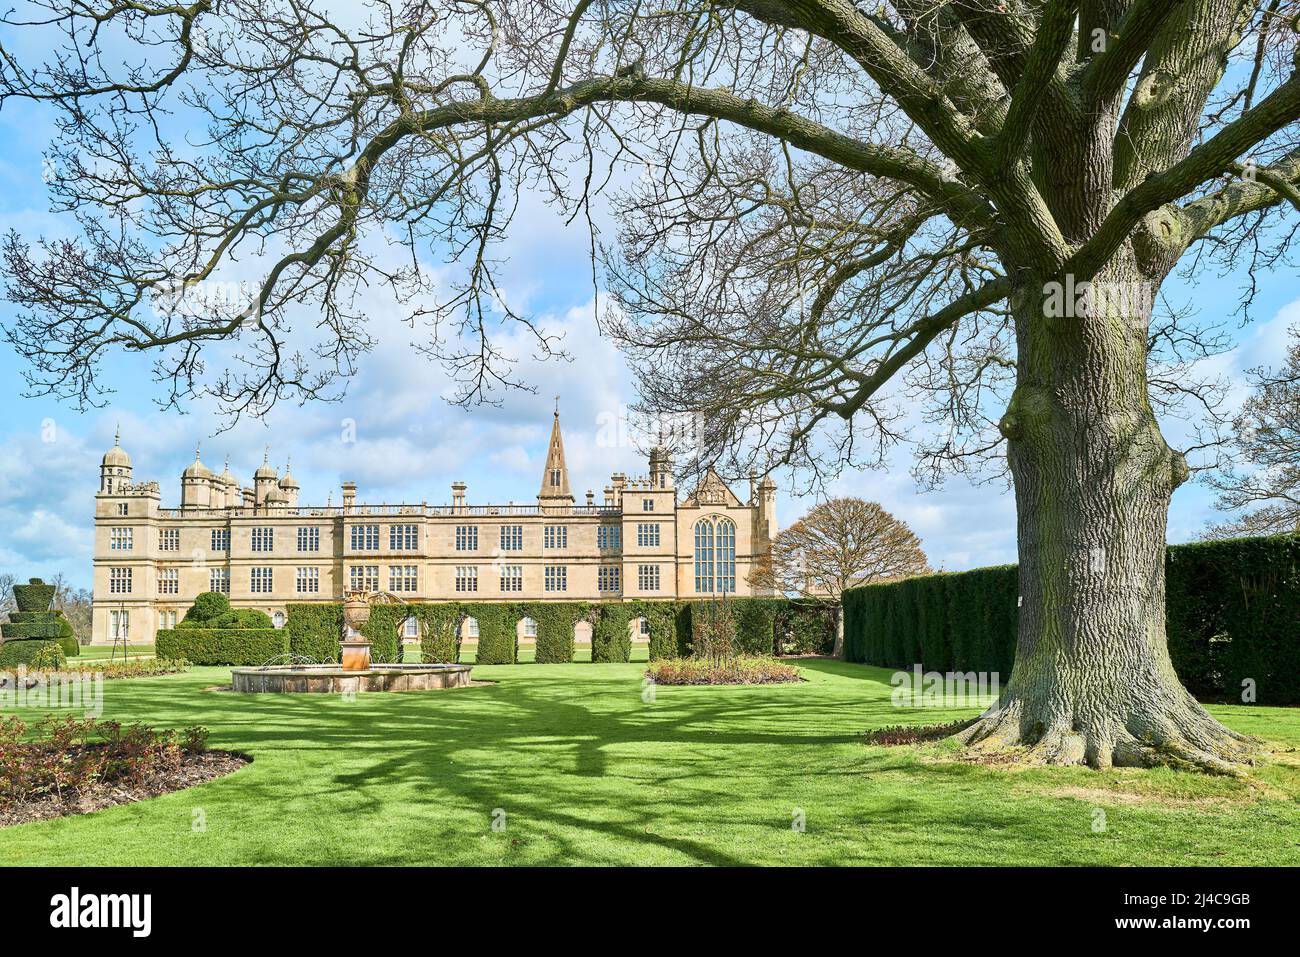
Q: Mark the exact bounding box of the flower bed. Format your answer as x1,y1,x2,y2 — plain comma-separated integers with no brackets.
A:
3,658,190,681
0,715,246,828
864,720,974,745
646,656,802,686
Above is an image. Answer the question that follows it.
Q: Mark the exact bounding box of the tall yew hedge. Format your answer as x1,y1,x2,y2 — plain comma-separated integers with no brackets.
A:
843,534,1300,705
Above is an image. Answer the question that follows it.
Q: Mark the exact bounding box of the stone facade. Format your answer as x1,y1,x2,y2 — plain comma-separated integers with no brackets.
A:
90,414,777,644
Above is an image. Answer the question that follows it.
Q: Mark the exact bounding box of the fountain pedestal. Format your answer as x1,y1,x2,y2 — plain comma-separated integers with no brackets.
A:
341,592,373,671
340,640,372,671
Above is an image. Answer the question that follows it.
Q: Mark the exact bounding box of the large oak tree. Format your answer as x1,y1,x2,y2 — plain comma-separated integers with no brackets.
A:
3,1,1298,770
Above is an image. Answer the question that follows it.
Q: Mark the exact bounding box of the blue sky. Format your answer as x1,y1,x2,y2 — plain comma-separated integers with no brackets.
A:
0,58,1296,592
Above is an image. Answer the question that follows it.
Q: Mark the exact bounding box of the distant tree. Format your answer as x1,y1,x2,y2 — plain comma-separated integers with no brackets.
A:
49,573,93,643
753,497,930,656
0,573,15,622
1207,327,1300,538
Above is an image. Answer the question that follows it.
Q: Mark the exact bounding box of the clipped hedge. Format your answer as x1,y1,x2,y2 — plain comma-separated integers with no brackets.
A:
285,603,343,663
156,627,288,666
844,564,1018,676
844,534,1300,705
461,603,518,664
57,635,81,658
592,604,634,663
184,592,232,623
359,605,410,664
532,602,592,663
416,603,463,663
1166,534,1300,705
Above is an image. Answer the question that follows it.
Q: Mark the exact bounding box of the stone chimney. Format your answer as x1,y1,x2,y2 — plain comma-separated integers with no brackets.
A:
452,481,467,512
341,481,357,513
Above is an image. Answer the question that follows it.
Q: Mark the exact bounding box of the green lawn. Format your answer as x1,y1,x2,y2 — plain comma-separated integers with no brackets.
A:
75,643,156,662
3,659,1298,865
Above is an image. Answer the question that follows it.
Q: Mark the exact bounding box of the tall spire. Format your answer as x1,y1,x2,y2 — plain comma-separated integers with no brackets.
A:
537,400,573,503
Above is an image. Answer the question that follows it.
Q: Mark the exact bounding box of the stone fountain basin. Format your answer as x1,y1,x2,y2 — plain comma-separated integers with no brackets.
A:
230,662,472,694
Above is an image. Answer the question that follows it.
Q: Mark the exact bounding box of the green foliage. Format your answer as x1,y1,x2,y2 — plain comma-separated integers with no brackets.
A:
591,604,634,663
155,628,288,666
0,621,61,639
530,602,590,663
12,579,56,613
460,603,518,664
217,608,273,628
57,635,81,658
629,600,685,660
732,598,781,655
1166,534,1300,705
842,533,1300,705
843,566,1018,675
777,602,837,655
0,639,65,669
285,603,343,663
184,592,232,624
360,605,409,664
415,603,463,663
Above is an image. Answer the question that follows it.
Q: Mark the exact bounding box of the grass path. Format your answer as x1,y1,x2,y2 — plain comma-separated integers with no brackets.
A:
3,659,1298,865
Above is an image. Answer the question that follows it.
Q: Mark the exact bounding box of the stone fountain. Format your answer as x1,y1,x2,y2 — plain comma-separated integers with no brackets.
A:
340,592,374,671
230,591,472,694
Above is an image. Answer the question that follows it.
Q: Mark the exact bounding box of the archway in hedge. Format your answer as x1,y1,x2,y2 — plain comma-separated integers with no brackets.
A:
574,620,592,647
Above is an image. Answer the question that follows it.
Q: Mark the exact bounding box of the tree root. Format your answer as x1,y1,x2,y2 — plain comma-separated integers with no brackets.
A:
951,694,1259,776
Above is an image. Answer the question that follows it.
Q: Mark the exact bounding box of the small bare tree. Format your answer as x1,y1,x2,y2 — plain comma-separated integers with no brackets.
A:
1207,326,1300,538
755,497,931,656
766,498,931,599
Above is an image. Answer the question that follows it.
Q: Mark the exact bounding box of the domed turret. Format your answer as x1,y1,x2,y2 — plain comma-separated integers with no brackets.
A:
278,458,300,508
99,427,133,493
181,444,216,508
253,445,279,507
219,456,241,508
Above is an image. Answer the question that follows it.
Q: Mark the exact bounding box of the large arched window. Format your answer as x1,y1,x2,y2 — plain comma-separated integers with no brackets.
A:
694,516,736,594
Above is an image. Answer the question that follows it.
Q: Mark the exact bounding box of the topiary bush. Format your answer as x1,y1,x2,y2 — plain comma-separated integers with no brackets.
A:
184,591,232,624
57,635,81,658
732,598,781,655
0,639,65,669
635,600,686,660
12,579,57,613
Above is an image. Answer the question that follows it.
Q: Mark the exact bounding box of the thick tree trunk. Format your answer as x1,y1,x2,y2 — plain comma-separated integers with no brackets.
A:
956,259,1256,773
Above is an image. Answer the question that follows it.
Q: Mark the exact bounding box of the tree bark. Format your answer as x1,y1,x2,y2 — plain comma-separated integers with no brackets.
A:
956,256,1256,773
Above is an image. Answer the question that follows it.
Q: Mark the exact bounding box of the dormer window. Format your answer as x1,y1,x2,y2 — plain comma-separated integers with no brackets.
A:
550,469,561,487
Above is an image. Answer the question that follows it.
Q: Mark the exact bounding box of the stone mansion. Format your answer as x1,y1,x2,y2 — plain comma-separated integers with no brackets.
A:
90,411,778,644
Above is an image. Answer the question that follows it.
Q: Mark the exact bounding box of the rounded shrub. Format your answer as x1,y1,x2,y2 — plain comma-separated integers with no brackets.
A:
185,591,232,623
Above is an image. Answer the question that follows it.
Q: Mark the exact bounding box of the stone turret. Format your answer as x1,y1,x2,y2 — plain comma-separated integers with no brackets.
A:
181,445,216,509
537,400,574,509
100,426,132,493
